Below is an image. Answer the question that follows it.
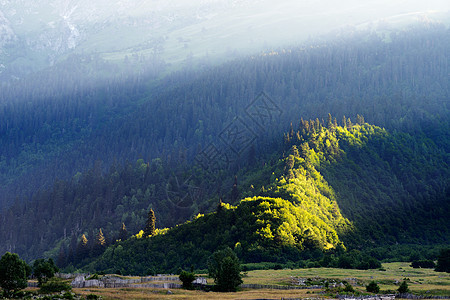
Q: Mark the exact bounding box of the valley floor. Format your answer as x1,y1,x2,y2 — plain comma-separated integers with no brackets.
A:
46,262,449,299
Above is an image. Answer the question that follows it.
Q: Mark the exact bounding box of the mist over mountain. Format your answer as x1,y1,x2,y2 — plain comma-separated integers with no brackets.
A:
0,0,448,79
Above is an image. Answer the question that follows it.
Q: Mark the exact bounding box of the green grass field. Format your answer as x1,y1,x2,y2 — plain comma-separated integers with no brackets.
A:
243,262,450,296
66,262,449,299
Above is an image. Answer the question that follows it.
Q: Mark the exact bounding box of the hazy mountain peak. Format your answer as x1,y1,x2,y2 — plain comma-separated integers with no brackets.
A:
0,9,15,48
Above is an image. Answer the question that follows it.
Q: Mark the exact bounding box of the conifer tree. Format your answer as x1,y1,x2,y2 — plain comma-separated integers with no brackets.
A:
96,228,106,246
92,228,106,256
315,118,320,131
80,234,88,247
300,142,310,159
357,114,365,125
118,223,128,242
231,176,239,203
144,209,156,237
248,145,256,166
67,234,77,265
290,145,299,157
76,234,89,262
217,198,224,213
327,113,332,128
57,245,67,268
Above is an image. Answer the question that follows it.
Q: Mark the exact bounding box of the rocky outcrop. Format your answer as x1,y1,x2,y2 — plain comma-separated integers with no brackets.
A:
70,274,182,289
71,275,105,288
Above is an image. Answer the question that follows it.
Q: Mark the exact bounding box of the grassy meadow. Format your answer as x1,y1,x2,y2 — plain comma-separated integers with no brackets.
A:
65,262,450,299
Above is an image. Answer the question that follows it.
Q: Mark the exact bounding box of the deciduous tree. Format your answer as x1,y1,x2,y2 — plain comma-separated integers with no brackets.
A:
208,247,242,292
0,252,29,297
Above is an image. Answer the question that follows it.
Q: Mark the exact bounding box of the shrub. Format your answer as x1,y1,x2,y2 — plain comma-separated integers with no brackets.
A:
87,273,99,280
411,260,435,269
179,270,196,289
274,264,283,270
62,291,75,299
33,258,59,286
435,248,450,273
366,281,380,293
398,280,409,294
39,277,72,294
343,282,355,293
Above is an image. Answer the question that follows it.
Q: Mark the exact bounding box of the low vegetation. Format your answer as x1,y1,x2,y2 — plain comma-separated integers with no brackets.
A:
69,262,450,299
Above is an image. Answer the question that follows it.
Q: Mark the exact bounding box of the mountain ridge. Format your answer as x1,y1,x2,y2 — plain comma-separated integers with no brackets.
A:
74,119,449,274
1,117,448,270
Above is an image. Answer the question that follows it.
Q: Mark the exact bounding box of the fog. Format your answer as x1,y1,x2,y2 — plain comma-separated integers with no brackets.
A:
0,0,448,75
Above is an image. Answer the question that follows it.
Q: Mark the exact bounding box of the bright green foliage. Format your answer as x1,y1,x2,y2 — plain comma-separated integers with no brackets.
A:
398,280,409,293
435,248,450,273
33,258,59,286
0,252,29,297
87,196,344,275
208,247,242,292
282,119,450,246
83,118,448,274
366,281,380,293
237,197,343,251
179,270,196,289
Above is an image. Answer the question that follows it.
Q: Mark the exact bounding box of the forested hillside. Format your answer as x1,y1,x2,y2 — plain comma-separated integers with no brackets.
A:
1,117,448,269
1,24,448,209
78,119,449,274
0,24,449,263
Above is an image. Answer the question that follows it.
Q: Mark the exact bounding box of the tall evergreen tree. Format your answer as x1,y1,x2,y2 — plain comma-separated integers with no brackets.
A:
118,223,128,242
76,234,89,262
326,113,332,128
67,234,78,265
248,145,256,166
231,176,239,203
92,229,107,256
435,248,450,272
357,114,365,125
56,244,67,268
342,115,347,128
96,229,106,246
290,145,299,157
144,209,156,237
217,198,224,213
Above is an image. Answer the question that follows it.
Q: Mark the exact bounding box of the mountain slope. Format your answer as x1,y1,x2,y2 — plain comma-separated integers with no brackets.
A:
78,119,449,274
1,25,449,210
1,0,448,79
3,118,446,271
